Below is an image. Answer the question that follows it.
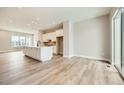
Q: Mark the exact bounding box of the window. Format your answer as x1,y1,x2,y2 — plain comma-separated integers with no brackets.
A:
11,34,33,47
26,36,32,46
20,36,26,46
11,36,20,47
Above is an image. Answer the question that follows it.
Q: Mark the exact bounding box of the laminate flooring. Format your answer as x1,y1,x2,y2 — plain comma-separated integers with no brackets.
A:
0,51,123,85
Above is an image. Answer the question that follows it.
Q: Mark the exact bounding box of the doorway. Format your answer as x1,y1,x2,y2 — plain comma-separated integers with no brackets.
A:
56,36,63,56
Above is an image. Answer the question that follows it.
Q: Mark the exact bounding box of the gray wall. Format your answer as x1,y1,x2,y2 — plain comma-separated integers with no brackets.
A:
73,15,110,60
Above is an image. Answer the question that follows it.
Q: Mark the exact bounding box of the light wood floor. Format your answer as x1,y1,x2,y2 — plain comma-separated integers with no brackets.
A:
0,51,123,85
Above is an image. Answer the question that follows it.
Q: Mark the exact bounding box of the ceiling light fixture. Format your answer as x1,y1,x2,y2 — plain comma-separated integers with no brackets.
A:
9,20,13,23
32,21,34,23
35,22,37,24
27,24,31,26
36,17,40,21
18,7,22,9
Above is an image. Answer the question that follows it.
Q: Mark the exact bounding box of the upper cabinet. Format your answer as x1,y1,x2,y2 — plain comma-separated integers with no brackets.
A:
56,29,63,37
43,32,56,42
49,32,56,41
42,29,63,42
42,34,48,42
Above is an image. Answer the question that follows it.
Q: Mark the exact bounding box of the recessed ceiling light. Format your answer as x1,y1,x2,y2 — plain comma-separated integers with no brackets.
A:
34,22,37,24
36,17,40,21
18,7,22,9
27,24,31,26
9,20,13,23
32,21,34,23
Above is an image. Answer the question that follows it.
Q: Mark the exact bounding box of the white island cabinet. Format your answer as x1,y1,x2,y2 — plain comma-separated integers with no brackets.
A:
23,46,53,62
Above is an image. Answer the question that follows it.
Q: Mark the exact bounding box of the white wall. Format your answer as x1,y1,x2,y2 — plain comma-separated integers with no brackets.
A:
0,31,14,52
73,15,110,60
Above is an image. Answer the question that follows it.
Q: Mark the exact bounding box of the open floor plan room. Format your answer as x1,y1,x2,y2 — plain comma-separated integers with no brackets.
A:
0,7,124,85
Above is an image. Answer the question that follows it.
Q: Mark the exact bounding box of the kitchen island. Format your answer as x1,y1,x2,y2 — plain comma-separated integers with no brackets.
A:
23,46,53,62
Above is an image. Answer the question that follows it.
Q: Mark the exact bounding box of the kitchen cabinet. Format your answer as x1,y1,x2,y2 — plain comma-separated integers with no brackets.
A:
43,34,48,42
43,32,56,42
56,29,63,37
23,46,53,61
42,29,63,42
49,32,56,41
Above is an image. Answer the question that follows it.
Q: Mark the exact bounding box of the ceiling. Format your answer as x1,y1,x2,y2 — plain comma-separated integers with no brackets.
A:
0,7,112,32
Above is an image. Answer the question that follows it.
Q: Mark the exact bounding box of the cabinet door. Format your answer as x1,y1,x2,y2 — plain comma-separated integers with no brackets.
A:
43,32,57,42
43,34,47,42
59,29,63,36
56,30,59,37
52,32,56,41
56,29,63,37
47,32,53,40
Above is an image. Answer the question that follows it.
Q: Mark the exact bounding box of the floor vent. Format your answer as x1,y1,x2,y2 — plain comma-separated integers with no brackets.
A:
107,65,111,68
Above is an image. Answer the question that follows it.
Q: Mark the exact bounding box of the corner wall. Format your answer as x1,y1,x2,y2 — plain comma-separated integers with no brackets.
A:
63,21,74,57
0,31,14,52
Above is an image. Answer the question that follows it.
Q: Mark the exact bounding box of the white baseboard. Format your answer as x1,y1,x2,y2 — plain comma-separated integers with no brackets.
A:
0,50,20,53
63,56,72,58
73,54,111,63
0,50,13,53
63,54,74,58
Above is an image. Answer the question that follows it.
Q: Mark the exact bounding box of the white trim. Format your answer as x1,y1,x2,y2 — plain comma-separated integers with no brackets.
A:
112,11,115,65
73,54,111,63
63,54,111,63
112,8,120,20
0,50,19,53
0,50,14,53
112,8,121,65
63,55,74,58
